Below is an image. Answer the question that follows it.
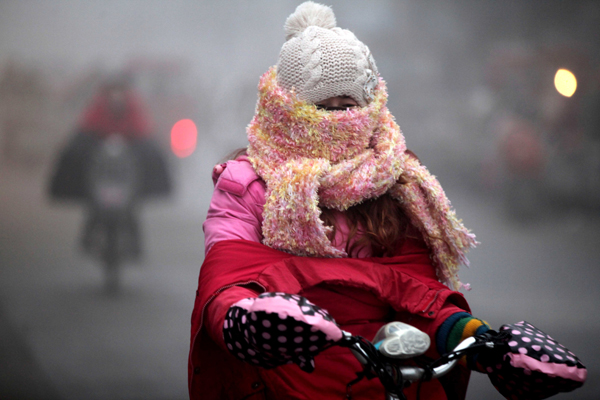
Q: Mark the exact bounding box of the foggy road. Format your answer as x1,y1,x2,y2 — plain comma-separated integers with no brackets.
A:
1,166,202,400
1,163,597,400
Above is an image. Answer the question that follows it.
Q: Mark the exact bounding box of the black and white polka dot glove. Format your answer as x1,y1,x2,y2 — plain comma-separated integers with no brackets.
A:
484,321,587,399
223,292,344,373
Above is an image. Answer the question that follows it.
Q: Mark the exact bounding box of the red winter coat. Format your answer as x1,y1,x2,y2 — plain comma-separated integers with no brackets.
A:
188,240,471,400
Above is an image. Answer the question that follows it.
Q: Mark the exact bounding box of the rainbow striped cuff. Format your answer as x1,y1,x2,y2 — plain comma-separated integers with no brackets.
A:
436,312,490,370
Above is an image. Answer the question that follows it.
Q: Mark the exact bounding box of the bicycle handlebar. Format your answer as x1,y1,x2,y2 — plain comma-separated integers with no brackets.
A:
396,336,477,381
340,329,489,399
341,329,486,381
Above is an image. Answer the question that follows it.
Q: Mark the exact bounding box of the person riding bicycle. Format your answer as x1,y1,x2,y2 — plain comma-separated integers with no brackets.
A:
49,76,171,260
78,77,152,258
189,3,585,399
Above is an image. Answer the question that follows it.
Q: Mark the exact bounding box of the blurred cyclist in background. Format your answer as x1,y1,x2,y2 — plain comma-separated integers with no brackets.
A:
49,75,171,274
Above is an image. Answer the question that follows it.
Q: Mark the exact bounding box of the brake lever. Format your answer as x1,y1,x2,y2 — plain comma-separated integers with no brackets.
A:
340,332,408,397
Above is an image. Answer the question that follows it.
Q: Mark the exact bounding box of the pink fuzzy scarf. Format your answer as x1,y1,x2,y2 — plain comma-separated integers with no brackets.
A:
247,67,476,289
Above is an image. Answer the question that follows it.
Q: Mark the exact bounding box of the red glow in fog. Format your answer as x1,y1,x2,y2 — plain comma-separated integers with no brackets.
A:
171,119,197,158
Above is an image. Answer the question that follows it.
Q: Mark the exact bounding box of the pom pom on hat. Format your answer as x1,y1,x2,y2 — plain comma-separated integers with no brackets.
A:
284,1,337,40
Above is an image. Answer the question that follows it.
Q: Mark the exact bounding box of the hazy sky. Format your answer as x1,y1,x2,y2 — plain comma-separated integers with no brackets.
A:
0,1,406,81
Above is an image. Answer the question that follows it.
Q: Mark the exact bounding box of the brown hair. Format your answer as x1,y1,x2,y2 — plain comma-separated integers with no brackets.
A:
221,147,248,163
321,149,422,257
320,192,414,257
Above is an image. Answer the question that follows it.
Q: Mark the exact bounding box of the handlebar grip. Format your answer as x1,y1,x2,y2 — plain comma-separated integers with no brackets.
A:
373,321,431,359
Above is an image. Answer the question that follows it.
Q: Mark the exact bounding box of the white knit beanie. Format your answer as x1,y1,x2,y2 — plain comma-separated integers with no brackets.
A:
276,1,379,107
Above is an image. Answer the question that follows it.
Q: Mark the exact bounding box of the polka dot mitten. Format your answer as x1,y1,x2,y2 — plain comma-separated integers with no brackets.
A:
485,321,587,400
223,292,344,373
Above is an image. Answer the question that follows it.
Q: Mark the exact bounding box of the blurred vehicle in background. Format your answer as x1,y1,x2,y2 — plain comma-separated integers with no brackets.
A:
480,44,600,218
495,112,546,219
48,76,172,292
